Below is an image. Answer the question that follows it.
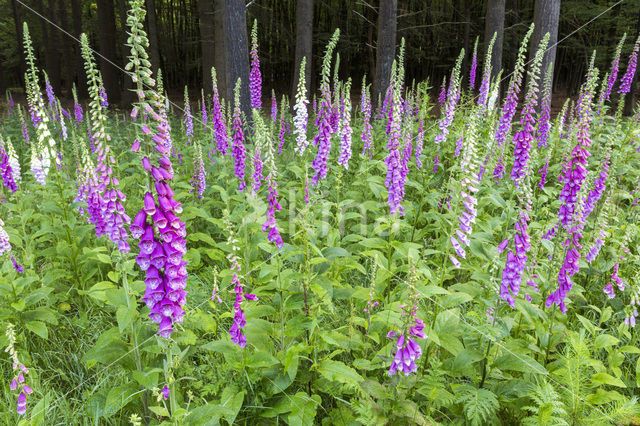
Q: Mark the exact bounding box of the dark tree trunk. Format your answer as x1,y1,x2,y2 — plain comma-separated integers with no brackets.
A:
57,0,74,92
223,0,251,117
198,0,216,96
372,0,397,106
291,0,313,101
484,0,505,82
10,0,24,85
213,0,226,98
530,0,560,92
70,0,88,98
146,0,161,74
37,0,62,95
96,0,121,105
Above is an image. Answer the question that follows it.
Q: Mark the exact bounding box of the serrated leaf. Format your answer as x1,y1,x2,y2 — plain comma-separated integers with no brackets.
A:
288,392,321,426
591,372,626,388
316,359,363,387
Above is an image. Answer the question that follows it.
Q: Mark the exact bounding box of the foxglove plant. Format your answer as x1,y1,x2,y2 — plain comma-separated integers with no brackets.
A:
450,109,480,267
293,57,310,155
23,23,56,185
189,142,206,199
438,77,446,107
81,33,131,253
585,198,611,263
435,49,464,145
604,34,626,101
259,113,284,248
618,34,640,94
537,63,553,148
72,85,84,125
603,263,625,298
385,54,407,215
478,33,496,111
469,37,478,90
231,80,247,191
494,24,534,146
183,86,194,145
5,324,32,416
0,218,12,256
0,141,17,193
415,120,424,168
337,79,353,169
546,63,599,313
4,138,21,185
249,20,262,110
510,33,549,184
200,89,208,128
311,29,340,185
387,264,426,376
127,0,187,338
271,89,277,122
360,76,374,158
211,67,228,155
277,95,287,154
224,215,257,347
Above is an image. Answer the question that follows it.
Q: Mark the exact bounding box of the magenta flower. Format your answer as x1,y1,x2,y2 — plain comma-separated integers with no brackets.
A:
469,38,478,90
415,121,424,168
231,87,247,191
438,76,446,107
249,20,262,110
619,35,640,94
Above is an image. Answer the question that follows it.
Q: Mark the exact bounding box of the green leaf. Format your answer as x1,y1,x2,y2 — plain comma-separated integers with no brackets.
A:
493,353,547,375
591,372,626,388
116,304,137,333
184,404,222,425
219,387,244,424
594,334,619,349
288,392,321,426
104,382,138,415
316,359,363,387
131,370,159,389
81,328,129,368
455,386,499,426
25,321,48,339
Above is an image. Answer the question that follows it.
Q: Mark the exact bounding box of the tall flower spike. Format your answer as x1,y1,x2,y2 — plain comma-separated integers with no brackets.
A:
360,75,374,158
478,32,496,111
189,142,206,199
4,138,21,185
311,29,340,185
547,60,599,313
5,324,32,416
249,19,262,110
435,48,464,145
605,34,626,101
438,76,446,107
388,261,426,376
494,24,534,146
619,34,640,94
127,0,187,338
231,79,247,191
211,67,228,155
0,140,17,193
537,62,553,148
72,84,84,125
337,79,353,169
23,23,56,184
385,55,406,214
259,113,284,248
183,86,194,145
469,36,478,90
510,33,549,185
271,89,277,122
81,33,131,253
293,57,310,155
225,214,258,347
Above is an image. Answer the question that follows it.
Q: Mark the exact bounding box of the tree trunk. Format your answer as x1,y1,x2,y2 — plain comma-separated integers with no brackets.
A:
96,0,121,105
372,0,397,106
10,0,24,85
70,0,88,98
37,0,62,95
291,0,313,101
146,0,161,74
199,0,216,96
213,0,226,99
530,0,560,92
484,0,505,82
57,0,74,92
224,0,251,117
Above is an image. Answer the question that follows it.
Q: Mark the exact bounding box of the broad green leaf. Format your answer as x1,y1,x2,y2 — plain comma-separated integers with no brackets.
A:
25,321,48,339
104,382,138,415
493,353,547,375
288,392,321,426
316,359,363,387
591,372,626,388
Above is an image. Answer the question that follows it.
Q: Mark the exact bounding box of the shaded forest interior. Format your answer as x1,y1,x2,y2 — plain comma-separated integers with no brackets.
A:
1,0,639,107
